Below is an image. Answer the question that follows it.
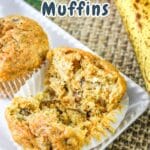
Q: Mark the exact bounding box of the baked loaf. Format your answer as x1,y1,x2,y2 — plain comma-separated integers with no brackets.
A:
0,15,49,81
6,48,126,150
115,0,150,92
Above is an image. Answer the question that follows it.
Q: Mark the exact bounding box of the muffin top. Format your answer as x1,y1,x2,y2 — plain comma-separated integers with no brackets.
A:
0,15,49,81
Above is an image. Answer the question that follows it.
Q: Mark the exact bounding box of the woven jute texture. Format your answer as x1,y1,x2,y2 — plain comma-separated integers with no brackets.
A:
28,0,150,149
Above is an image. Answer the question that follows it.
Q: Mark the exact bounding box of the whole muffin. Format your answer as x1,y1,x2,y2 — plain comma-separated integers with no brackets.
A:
0,15,49,98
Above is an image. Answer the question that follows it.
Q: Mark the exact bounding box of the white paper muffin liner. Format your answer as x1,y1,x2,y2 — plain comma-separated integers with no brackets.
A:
0,63,46,99
4,63,129,150
0,1,149,149
0,75,32,99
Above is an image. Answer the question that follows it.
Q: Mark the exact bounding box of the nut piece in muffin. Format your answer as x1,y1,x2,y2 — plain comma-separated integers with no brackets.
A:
0,15,49,97
6,48,126,150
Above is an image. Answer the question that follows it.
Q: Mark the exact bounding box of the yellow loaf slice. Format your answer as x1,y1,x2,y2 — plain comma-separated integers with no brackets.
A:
115,0,150,92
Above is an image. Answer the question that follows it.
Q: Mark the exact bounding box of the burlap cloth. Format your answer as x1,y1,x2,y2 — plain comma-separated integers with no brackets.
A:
26,0,150,149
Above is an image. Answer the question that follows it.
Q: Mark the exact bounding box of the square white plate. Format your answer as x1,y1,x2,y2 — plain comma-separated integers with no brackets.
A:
0,0,149,150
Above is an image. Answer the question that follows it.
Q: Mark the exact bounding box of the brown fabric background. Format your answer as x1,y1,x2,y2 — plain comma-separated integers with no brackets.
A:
33,0,149,149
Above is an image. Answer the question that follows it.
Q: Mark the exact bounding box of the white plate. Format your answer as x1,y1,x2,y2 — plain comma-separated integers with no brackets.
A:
0,0,149,150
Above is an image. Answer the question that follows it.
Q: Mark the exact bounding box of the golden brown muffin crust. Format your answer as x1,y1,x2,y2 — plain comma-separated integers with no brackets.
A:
0,15,49,81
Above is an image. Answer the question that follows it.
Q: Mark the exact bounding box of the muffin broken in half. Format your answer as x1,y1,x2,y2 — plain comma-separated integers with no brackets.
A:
6,48,127,150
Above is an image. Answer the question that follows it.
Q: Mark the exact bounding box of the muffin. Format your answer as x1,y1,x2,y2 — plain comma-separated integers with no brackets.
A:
45,47,126,111
0,15,49,98
6,48,127,150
